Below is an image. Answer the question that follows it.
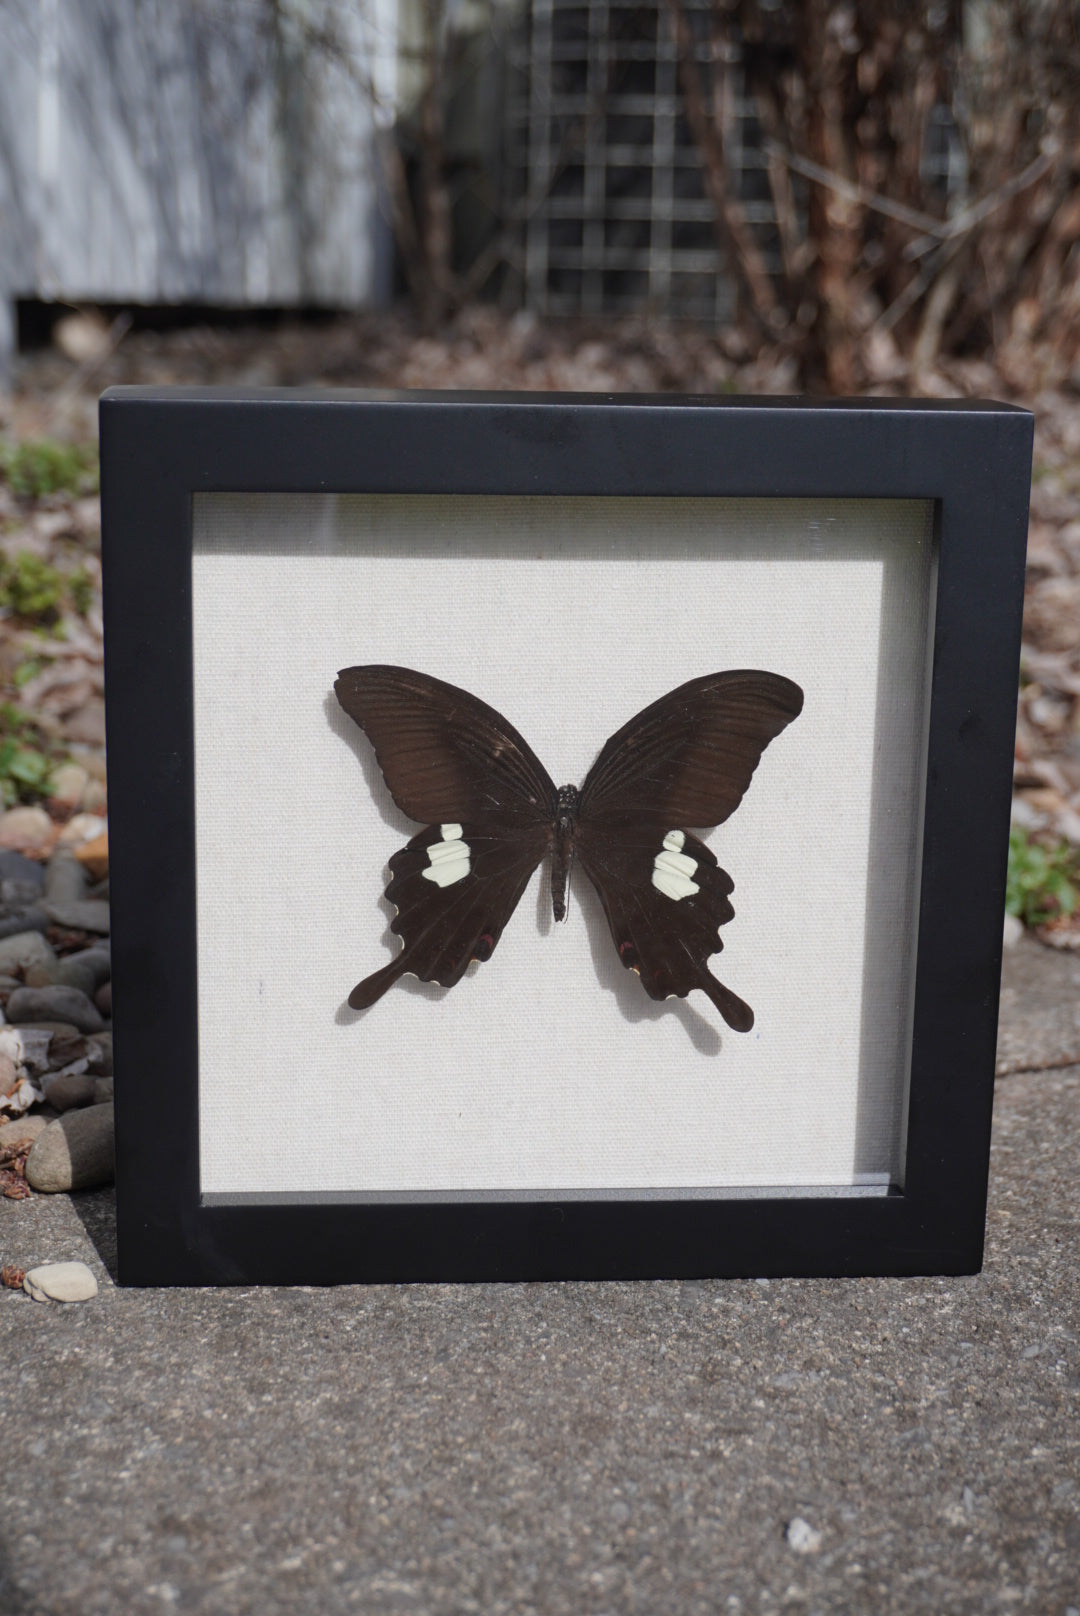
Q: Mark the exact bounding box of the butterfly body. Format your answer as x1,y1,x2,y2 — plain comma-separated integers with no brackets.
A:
335,665,803,1030
551,783,579,921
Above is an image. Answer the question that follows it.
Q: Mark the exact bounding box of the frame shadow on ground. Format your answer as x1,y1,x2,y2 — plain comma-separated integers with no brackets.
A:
71,1184,119,1282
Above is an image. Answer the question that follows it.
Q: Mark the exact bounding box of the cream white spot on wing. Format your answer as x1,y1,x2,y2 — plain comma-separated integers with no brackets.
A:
423,825,471,887
652,831,699,901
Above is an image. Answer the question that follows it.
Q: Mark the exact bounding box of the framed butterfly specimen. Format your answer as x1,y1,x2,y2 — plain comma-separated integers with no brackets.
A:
334,665,803,1030
100,387,1032,1286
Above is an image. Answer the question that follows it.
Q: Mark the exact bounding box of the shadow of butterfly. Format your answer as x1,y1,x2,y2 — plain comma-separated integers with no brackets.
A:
335,665,803,1030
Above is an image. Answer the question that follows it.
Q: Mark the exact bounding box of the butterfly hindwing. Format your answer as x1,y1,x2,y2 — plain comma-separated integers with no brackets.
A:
580,670,803,829
348,820,549,1009
576,823,755,1031
335,665,558,828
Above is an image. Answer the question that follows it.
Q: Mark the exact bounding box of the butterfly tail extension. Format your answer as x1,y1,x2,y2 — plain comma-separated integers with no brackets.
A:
349,953,413,1010
696,970,755,1033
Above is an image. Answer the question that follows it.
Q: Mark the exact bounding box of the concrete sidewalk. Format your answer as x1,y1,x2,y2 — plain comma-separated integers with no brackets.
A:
1,937,1078,1616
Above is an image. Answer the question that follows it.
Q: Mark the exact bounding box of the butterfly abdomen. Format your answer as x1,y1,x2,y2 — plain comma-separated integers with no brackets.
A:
550,784,580,922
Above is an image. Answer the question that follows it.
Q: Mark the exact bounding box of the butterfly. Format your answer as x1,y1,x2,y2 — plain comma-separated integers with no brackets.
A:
334,665,803,1030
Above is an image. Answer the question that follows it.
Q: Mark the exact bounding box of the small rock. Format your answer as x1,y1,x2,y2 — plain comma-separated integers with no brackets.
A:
49,762,90,812
81,778,107,815
2,876,44,908
57,815,107,852
23,1261,99,1303
5,986,105,1034
85,1031,112,1075
92,1076,113,1104
1011,796,1046,832
1003,913,1024,949
44,850,87,906
74,832,108,882
785,1517,822,1554
0,850,46,890
95,981,111,1017
25,1103,114,1192
0,931,56,974
0,908,49,941
24,950,110,998
12,1018,82,1039
42,899,111,934
1,1264,26,1289
42,1071,96,1112
57,949,111,994
73,749,107,785
0,806,55,855
62,701,107,748
0,1114,48,1150
40,1027,88,1068
0,1051,20,1096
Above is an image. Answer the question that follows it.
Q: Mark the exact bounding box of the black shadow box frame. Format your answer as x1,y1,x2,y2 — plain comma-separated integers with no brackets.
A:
99,388,1033,1286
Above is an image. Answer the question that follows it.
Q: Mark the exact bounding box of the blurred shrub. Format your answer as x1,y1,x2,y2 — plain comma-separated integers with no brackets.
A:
1006,824,1079,928
0,554,95,626
0,438,99,500
0,704,55,807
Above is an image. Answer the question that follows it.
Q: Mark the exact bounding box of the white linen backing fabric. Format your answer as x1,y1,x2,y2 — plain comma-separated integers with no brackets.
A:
192,493,934,1196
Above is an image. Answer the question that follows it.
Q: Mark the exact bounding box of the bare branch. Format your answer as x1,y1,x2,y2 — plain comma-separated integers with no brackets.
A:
662,0,779,327
769,141,1054,252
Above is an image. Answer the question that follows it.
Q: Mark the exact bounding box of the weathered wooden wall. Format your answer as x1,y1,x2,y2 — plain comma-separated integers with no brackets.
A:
0,0,394,369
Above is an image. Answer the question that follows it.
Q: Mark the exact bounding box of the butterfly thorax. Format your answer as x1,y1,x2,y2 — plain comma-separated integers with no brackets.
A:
551,784,580,923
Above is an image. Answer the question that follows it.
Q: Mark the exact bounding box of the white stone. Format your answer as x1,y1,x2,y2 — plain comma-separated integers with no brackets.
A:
0,931,54,974
1002,913,1024,950
49,762,91,807
785,1517,822,1554
57,813,108,849
0,805,53,853
23,1261,99,1303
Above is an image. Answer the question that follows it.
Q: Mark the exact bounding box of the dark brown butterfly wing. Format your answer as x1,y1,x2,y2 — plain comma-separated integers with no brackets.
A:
579,670,803,828
335,665,558,827
576,825,754,1030
576,671,803,1029
348,821,550,1009
335,667,558,1008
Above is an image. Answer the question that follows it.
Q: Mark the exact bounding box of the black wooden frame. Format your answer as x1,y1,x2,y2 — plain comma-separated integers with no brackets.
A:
99,388,1033,1285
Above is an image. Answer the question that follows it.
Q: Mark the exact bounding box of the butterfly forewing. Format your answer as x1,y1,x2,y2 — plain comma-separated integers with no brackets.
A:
573,670,803,1028
336,667,557,1009
579,670,803,829
335,665,558,827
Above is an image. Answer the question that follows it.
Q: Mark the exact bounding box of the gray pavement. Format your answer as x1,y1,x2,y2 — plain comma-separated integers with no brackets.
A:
1,939,1078,1616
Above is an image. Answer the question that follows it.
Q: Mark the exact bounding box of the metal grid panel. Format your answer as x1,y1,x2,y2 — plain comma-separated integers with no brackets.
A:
506,0,778,321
